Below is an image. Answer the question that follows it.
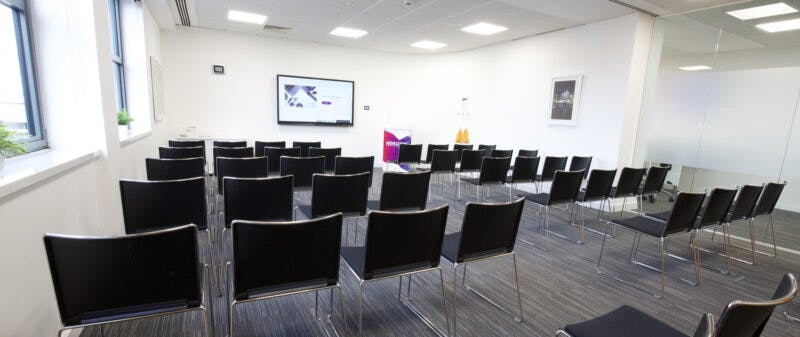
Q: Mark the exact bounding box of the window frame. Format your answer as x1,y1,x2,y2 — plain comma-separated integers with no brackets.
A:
2,0,47,152
108,0,126,112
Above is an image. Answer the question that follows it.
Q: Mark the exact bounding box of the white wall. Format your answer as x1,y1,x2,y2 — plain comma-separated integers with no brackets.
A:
162,14,651,170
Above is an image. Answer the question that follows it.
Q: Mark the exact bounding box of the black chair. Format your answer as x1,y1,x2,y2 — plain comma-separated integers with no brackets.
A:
606,167,646,215
309,147,342,171
335,156,375,187
169,139,205,149
159,146,204,160
519,170,584,246
441,198,526,336
506,156,540,197
212,146,253,174
45,225,211,337
518,149,538,157
635,165,670,213
228,214,345,337
425,144,449,163
597,192,706,298
119,177,208,233
146,157,205,181
254,141,286,157
423,149,457,190
368,171,430,212
477,144,496,155
341,206,451,337
491,149,513,158
216,156,269,193
557,273,797,337
223,176,294,227
458,149,484,175
569,156,592,179
299,173,370,245
536,156,568,191
280,156,325,190
264,147,301,173
685,188,738,274
396,143,423,168
752,182,786,257
574,169,617,241
214,140,247,148
458,157,512,202
723,184,765,265
292,141,321,157
453,144,473,162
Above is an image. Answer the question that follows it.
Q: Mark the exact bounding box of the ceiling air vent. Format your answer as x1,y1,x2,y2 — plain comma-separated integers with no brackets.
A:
263,24,292,34
175,0,192,26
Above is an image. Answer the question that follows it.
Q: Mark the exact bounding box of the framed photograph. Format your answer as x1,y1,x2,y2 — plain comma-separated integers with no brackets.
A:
547,75,582,126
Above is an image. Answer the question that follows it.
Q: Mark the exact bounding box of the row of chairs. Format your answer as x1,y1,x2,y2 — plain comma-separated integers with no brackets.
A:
160,142,342,172
168,139,323,157
394,143,538,166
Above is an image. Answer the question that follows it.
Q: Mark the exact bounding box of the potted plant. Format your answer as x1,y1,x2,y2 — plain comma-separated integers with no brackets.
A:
117,108,134,131
0,122,26,177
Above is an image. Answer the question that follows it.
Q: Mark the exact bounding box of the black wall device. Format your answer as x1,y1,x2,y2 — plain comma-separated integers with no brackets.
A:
213,65,224,75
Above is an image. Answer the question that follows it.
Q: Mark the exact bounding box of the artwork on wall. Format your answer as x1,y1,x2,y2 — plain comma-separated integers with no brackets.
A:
150,56,165,122
547,75,582,126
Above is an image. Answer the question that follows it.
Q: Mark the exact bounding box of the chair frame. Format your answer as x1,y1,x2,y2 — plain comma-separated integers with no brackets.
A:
518,170,584,249
457,157,511,203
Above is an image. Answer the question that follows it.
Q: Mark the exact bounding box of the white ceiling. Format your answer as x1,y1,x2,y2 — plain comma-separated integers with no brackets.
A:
146,0,745,54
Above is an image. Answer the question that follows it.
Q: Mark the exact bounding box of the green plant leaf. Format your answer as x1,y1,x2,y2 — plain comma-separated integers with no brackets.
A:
0,123,27,158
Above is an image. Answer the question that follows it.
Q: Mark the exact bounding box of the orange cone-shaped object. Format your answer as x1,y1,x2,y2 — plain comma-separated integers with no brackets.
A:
455,129,464,143
462,129,470,143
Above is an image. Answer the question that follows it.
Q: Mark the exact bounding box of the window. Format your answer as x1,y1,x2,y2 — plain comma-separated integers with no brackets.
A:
0,0,45,151
108,0,126,112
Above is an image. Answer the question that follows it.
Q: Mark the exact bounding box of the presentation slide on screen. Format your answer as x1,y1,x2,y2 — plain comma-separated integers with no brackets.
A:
277,75,354,124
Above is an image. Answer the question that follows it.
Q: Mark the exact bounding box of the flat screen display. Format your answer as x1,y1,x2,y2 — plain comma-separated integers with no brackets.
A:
277,75,354,126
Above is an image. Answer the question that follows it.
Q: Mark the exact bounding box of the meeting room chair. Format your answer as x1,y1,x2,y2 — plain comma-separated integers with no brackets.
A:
441,198,526,336
368,171,430,212
635,165,670,213
751,181,786,258
214,140,247,148
536,156,568,192
422,149,457,190
596,192,705,298
215,157,269,214
453,144,473,162
556,273,797,337
424,144,449,163
568,156,592,179
458,149,484,177
227,214,345,337
45,225,212,337
723,184,763,265
491,149,513,158
280,156,325,191
518,149,538,158
264,146,302,173
506,156,540,198
334,156,375,187
458,156,512,202
146,157,205,181
341,205,450,337
574,169,617,242
681,188,738,275
159,146,205,160
212,146,253,175
292,141,322,157
254,141,286,156
477,144,496,158
518,170,584,247
606,167,646,216
298,172,369,245
169,139,205,149
395,143,423,168
119,177,208,234
309,147,342,171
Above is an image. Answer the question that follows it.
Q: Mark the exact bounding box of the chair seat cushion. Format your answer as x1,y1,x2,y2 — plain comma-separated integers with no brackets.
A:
441,232,461,264
341,246,366,280
522,193,550,206
611,216,664,237
564,305,690,337
648,211,670,222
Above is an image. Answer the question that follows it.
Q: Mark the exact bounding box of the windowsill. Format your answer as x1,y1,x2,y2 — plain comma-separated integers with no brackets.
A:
0,148,101,200
119,126,151,146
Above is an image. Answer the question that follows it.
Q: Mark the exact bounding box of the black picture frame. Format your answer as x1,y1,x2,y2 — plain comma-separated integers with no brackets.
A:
276,74,355,127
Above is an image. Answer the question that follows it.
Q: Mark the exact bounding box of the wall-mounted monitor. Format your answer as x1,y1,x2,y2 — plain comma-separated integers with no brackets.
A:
277,75,354,126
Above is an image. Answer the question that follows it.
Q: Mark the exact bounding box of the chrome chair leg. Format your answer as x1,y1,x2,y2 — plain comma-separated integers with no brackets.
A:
452,265,459,337
512,254,524,322
358,281,365,337
748,219,757,264
659,237,666,299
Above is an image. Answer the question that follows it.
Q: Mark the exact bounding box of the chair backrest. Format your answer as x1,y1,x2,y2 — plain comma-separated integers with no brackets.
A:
334,156,375,187
159,146,204,160
429,150,457,173
460,149,484,172
478,157,512,184
662,192,706,236
713,273,797,337
453,144,474,162
612,167,646,197
216,156,269,192
44,225,201,326
641,165,670,195
546,170,584,205
518,149,538,158
254,141,286,157
231,214,342,301
280,156,325,189
581,169,617,202
728,185,764,221
379,171,431,211
425,144,449,163
696,188,738,229
361,205,449,280
478,144,496,151
456,198,525,263
491,149,513,158
311,173,370,217
541,156,568,180
119,177,207,233
753,182,786,217
224,176,294,227
212,146,253,173
510,156,540,182
292,141,321,157
569,156,593,179
397,144,423,164
169,139,204,149
214,140,247,148
146,158,205,181
264,147,302,172
309,147,342,171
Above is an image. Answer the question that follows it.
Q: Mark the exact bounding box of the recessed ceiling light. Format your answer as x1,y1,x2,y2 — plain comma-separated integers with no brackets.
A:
679,65,712,71
757,17,800,32
411,40,447,49
726,3,797,20
227,10,267,25
461,22,508,36
330,27,368,38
